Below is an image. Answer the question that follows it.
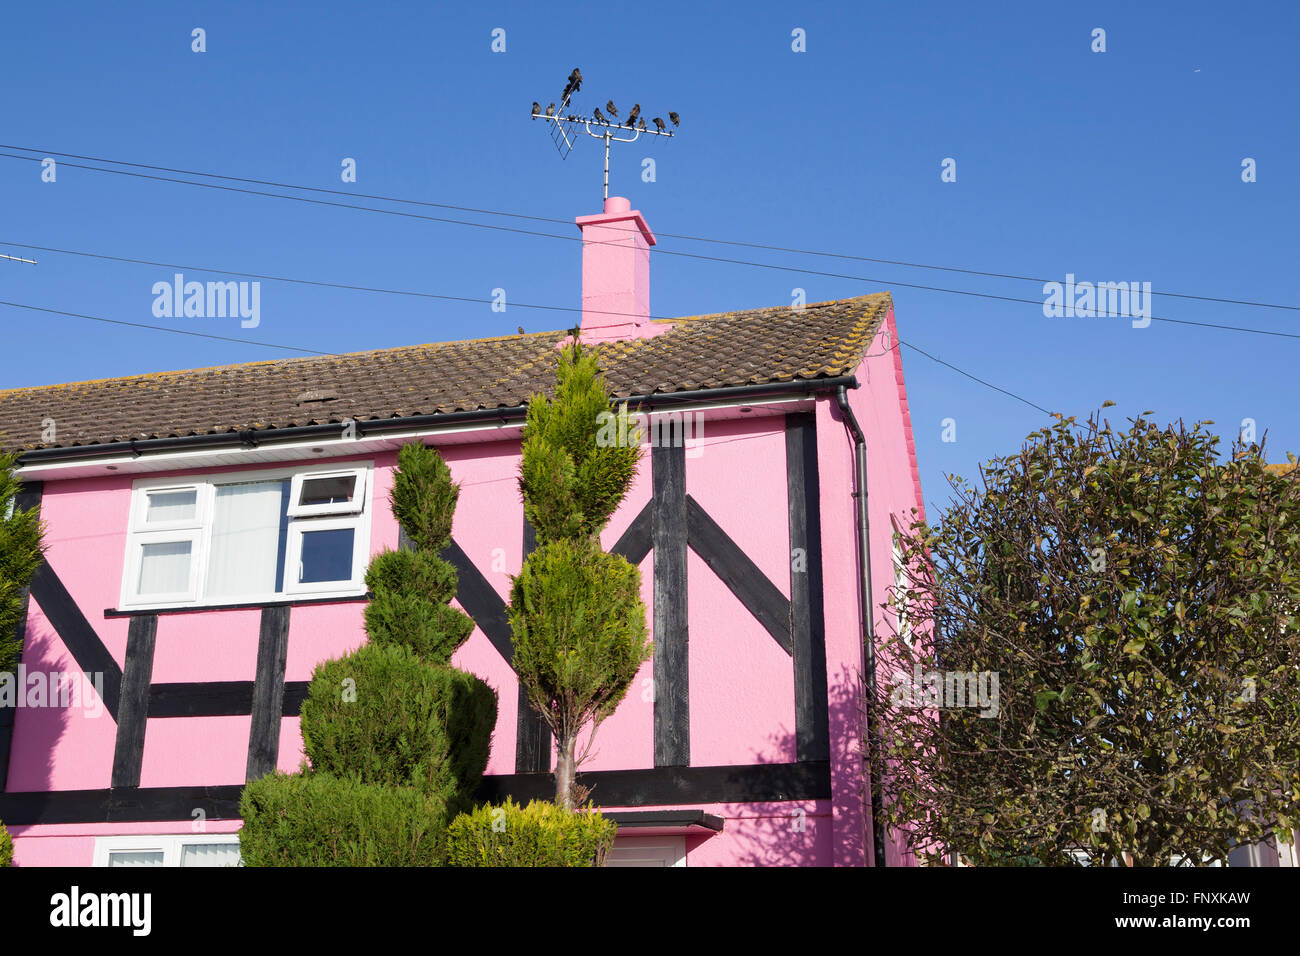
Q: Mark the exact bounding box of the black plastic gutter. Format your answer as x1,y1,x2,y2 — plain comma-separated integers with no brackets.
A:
835,384,888,868
16,375,858,466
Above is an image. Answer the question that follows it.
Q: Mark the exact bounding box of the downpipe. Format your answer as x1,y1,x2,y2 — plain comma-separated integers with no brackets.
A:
836,385,888,868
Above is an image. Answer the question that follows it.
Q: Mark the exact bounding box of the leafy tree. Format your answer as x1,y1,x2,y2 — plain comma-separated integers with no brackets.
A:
509,341,651,809
873,409,1300,866
241,442,496,864
0,453,45,674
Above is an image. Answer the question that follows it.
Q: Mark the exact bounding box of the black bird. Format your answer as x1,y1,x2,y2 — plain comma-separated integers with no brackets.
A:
517,325,525,334
669,111,680,127
569,68,582,93
606,100,618,118
652,116,666,132
637,117,647,131
545,102,555,117
626,103,641,127
532,101,540,119
592,106,607,124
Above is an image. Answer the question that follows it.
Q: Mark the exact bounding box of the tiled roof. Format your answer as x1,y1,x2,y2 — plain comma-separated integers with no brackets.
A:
0,293,891,453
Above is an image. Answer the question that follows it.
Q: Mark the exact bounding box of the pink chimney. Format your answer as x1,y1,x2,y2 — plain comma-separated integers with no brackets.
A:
573,196,670,342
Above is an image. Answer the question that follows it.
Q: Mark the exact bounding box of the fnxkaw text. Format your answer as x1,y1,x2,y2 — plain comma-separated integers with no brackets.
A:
0,665,105,718
889,663,999,718
50,886,151,936
152,272,261,328
1042,274,1152,328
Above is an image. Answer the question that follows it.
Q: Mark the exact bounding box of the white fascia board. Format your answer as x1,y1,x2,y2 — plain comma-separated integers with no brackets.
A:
15,395,814,481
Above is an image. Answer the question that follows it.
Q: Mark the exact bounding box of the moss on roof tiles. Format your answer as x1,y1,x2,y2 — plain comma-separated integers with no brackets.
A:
0,293,891,452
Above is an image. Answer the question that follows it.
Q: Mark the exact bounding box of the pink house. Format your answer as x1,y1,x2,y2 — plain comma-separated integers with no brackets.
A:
0,197,924,867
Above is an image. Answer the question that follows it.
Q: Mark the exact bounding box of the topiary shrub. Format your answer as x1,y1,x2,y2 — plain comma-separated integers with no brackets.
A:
300,642,495,810
239,772,448,867
0,821,13,867
239,441,497,865
445,799,617,867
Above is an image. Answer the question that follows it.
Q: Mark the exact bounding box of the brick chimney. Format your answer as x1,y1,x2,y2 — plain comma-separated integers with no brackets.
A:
573,196,670,342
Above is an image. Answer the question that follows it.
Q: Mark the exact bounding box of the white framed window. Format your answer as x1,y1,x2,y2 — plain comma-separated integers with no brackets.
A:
606,836,686,867
287,467,366,518
285,514,368,596
93,834,242,868
120,463,372,609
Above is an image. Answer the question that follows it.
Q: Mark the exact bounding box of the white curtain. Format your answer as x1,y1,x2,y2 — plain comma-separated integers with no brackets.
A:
206,480,285,597
180,843,242,867
138,541,192,595
108,850,165,867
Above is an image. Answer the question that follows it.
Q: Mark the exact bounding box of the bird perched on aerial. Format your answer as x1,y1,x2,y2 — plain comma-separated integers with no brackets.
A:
605,100,618,118
625,104,641,127
545,102,555,117
592,106,607,124
652,116,666,132
532,101,540,119
637,117,647,131
669,111,680,127
566,68,582,97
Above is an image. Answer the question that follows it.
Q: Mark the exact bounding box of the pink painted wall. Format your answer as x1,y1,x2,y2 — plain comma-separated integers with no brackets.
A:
822,306,927,867
4,320,923,867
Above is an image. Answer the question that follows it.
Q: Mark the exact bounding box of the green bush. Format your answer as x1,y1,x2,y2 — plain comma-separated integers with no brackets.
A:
239,772,450,867
445,799,617,867
365,548,458,606
300,643,495,806
363,589,474,664
0,821,13,867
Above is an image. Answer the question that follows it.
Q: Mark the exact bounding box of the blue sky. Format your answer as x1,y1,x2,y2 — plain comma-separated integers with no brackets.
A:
1,0,1296,514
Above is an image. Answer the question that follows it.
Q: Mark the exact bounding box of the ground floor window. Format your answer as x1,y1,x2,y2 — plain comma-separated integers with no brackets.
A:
606,836,686,867
92,834,241,867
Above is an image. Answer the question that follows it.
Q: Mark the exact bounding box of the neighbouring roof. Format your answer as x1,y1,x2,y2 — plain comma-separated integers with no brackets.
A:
0,293,891,454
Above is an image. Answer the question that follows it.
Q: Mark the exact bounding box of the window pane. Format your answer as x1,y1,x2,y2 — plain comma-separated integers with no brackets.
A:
299,474,357,507
145,489,197,524
108,850,165,867
181,843,241,867
138,541,192,595
298,527,355,583
206,480,289,597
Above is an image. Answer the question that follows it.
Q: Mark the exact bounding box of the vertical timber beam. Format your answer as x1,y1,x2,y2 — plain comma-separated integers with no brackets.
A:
514,519,552,772
787,413,830,762
652,432,689,767
246,604,291,781
110,615,158,788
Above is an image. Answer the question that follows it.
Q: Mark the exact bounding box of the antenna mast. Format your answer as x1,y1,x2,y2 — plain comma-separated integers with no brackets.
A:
531,68,678,200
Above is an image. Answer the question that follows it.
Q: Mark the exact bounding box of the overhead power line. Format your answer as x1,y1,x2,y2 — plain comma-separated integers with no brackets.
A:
2,232,1297,343
2,143,1296,313
0,294,1050,415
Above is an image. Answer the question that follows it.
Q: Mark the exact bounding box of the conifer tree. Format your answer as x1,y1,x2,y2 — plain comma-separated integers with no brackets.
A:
509,342,652,809
0,453,44,869
0,453,45,674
